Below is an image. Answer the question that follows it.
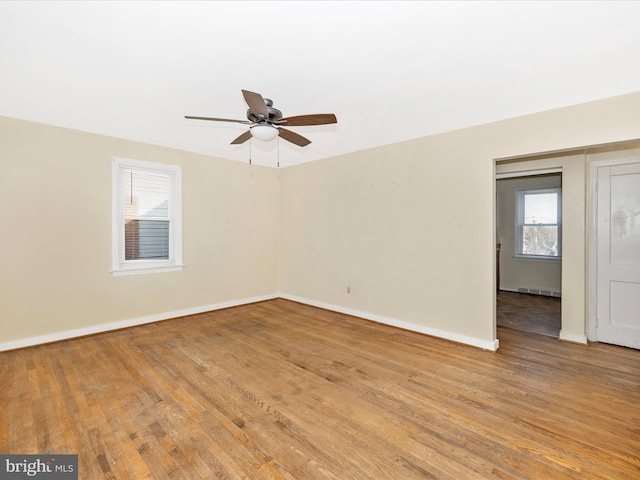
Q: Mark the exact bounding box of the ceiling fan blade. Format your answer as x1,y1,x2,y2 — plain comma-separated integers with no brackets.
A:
230,130,252,145
241,89,269,119
278,128,311,147
280,114,337,126
185,115,251,125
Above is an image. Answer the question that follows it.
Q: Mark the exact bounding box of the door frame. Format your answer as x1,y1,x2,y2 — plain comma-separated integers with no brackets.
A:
587,154,640,342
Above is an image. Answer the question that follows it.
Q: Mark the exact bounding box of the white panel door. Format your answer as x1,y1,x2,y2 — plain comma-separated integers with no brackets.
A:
596,161,640,349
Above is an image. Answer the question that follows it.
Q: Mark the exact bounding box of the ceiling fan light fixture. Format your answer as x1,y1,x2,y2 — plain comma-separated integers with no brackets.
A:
250,125,279,141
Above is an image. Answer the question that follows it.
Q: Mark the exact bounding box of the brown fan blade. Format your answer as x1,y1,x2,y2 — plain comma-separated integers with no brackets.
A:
280,114,337,126
278,128,311,147
230,130,252,145
241,90,269,119
185,115,251,124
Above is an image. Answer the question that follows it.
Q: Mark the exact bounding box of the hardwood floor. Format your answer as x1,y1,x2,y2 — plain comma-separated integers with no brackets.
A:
2,299,639,479
497,291,561,337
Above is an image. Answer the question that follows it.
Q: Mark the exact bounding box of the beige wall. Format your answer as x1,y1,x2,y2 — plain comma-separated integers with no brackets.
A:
0,116,280,346
496,173,562,294
280,91,640,348
3,90,640,350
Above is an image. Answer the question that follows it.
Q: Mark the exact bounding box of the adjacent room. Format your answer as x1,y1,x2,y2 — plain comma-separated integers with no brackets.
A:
496,172,562,337
2,2,640,479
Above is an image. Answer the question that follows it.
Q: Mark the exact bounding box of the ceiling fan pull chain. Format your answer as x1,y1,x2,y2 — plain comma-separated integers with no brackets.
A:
249,138,252,165
277,137,280,168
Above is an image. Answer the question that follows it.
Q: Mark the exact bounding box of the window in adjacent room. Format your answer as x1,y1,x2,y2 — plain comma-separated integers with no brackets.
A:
516,188,561,258
112,157,183,275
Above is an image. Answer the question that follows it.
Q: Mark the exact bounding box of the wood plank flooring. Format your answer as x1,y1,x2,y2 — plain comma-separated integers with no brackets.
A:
2,299,639,479
497,291,561,337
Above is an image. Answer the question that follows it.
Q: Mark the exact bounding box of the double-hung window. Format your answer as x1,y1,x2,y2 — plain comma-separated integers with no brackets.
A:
516,188,561,258
112,157,183,275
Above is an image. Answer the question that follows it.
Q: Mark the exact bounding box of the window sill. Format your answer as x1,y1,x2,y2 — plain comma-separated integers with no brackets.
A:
513,254,561,263
111,263,185,276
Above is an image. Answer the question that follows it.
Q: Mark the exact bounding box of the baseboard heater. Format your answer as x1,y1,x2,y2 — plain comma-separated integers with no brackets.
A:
517,287,561,298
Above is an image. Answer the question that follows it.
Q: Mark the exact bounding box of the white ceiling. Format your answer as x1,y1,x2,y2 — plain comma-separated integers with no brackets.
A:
2,1,640,168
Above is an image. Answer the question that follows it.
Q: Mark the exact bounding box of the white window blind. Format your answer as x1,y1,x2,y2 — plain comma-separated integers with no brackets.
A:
123,169,170,260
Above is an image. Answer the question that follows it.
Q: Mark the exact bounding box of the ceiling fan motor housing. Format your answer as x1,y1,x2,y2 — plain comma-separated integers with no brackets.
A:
247,99,283,124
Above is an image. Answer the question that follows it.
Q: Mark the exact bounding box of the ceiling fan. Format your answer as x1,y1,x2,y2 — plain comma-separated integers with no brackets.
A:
185,89,337,147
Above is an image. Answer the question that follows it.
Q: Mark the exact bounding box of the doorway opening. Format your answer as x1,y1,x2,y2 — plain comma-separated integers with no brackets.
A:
496,169,563,338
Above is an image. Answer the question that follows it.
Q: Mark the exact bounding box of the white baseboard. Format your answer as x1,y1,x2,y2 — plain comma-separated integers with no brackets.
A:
500,287,562,298
2,293,502,353
559,330,588,345
0,294,279,352
281,294,500,352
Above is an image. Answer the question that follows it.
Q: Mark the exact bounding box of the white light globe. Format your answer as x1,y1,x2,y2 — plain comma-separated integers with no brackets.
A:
250,125,279,141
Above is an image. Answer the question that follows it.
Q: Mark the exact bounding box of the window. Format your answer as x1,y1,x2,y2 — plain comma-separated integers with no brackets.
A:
112,157,182,275
516,188,561,258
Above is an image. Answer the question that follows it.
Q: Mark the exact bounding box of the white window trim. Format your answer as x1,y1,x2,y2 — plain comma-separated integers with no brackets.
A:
112,157,183,276
515,187,562,260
